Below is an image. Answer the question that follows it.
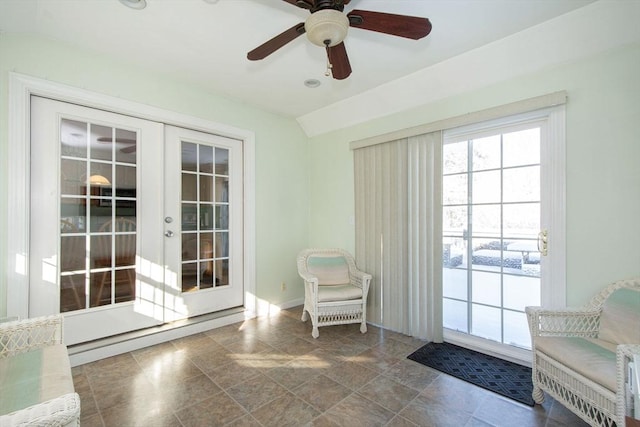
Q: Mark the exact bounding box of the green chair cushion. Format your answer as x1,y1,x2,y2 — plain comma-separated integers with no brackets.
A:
307,255,350,285
0,345,75,415
318,284,363,302
536,336,617,391
598,288,640,345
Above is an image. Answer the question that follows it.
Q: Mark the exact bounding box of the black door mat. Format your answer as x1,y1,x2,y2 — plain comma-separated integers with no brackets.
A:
407,342,534,406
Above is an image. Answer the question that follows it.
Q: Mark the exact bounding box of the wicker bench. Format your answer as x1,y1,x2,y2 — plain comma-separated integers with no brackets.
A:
526,278,640,427
0,315,80,426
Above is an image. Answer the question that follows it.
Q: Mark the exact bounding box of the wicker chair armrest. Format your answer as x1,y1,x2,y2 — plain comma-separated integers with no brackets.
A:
350,270,372,288
616,344,640,423
0,315,63,359
526,306,601,337
298,271,319,285
0,392,80,427
617,344,640,360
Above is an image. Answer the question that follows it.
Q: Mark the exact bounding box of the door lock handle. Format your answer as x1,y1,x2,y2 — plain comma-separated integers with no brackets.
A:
164,230,174,238
537,230,548,256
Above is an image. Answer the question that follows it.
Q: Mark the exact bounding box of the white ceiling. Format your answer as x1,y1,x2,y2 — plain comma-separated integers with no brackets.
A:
0,0,597,121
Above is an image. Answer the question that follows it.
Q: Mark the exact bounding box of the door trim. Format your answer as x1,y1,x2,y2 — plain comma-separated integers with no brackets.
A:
7,72,256,319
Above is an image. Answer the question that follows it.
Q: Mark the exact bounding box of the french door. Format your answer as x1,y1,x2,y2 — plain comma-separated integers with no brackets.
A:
29,97,243,345
163,126,243,322
442,109,565,357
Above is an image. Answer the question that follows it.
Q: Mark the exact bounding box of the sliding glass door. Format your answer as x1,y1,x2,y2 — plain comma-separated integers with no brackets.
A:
442,118,551,352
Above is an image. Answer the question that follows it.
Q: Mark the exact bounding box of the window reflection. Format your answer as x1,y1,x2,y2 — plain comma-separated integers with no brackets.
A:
61,119,87,158
180,141,231,292
59,120,138,312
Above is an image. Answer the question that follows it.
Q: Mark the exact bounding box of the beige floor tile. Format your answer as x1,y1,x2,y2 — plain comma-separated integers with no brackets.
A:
91,372,158,412
187,344,234,373
78,412,104,427
155,372,222,411
356,375,419,412
382,359,439,391
206,358,262,389
72,305,579,427
250,392,320,427
399,395,473,427
350,347,401,373
324,360,379,390
174,392,247,427
99,393,178,427
265,363,323,390
386,415,420,427
226,373,289,412
322,393,395,427
270,336,320,356
225,414,263,427
294,374,352,412
472,394,548,427
141,349,203,386
420,373,492,413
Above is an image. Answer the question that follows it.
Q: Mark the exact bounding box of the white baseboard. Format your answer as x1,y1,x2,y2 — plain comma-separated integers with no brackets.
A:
69,298,306,367
278,298,304,311
69,308,249,367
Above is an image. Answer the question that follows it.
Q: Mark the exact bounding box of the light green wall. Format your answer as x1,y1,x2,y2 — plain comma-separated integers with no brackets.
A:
2,33,638,317
308,43,640,306
0,33,309,316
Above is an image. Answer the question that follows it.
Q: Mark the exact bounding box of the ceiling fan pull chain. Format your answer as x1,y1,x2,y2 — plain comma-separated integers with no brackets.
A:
325,43,333,77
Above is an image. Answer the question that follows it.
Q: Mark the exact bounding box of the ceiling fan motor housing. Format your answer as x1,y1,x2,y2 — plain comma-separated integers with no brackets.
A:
305,9,349,47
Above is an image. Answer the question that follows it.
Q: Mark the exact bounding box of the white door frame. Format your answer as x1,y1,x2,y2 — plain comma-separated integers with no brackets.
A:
7,72,256,321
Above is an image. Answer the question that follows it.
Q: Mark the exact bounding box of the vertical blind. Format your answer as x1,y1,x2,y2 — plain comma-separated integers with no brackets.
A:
354,131,443,341
351,92,567,342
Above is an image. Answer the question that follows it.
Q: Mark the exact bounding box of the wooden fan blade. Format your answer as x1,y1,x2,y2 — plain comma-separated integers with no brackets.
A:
283,0,349,8
247,23,306,61
96,137,136,145
120,145,137,154
282,0,313,9
327,42,351,80
347,10,432,40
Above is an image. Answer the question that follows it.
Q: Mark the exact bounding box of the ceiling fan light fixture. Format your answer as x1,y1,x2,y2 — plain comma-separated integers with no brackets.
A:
304,9,349,47
90,175,111,186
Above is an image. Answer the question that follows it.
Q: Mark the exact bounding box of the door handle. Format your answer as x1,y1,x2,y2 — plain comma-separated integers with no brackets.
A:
537,230,548,256
164,230,174,238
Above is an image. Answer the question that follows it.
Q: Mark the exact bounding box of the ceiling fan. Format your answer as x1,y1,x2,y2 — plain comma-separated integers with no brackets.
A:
247,0,432,80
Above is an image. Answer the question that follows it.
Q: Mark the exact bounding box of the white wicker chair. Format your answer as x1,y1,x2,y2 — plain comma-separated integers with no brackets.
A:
297,248,371,339
0,315,80,427
526,278,640,427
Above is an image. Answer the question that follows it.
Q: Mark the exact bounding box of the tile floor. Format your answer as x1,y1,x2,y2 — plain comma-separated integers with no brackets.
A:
72,306,588,426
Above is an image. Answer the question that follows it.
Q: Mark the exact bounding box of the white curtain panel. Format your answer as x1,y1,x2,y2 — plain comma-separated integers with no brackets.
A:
353,131,443,341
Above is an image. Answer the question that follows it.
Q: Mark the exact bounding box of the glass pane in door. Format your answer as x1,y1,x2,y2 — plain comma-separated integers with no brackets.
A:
180,141,230,292
442,125,542,350
59,118,137,312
